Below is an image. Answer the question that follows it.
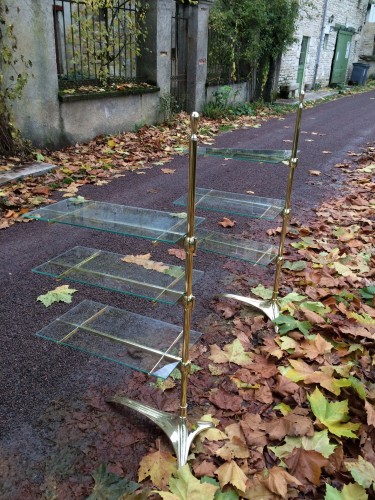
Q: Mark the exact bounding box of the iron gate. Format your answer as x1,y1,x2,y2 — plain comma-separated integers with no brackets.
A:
170,1,188,111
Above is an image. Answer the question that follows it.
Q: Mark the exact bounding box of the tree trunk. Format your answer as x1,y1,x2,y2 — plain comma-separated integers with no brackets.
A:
253,57,267,101
262,55,277,102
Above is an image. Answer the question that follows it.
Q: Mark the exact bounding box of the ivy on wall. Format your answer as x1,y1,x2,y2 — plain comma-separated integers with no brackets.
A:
0,2,32,157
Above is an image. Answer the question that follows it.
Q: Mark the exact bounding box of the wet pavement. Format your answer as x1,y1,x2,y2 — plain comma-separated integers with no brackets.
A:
0,88,375,497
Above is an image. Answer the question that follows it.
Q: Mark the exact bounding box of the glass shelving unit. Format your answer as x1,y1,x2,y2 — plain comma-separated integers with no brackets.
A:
174,187,284,220
25,97,304,468
36,299,202,379
25,199,205,244
33,246,203,305
25,113,214,468
173,93,305,322
197,147,292,163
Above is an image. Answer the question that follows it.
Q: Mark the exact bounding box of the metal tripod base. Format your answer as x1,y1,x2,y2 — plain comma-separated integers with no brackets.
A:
108,395,213,467
222,293,280,322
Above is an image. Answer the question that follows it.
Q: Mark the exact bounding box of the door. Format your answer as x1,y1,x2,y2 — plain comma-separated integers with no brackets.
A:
330,31,352,85
297,36,309,93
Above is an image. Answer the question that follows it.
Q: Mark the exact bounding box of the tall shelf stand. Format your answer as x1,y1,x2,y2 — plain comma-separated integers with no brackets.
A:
173,93,304,322
107,113,214,467
26,97,303,467
26,113,213,468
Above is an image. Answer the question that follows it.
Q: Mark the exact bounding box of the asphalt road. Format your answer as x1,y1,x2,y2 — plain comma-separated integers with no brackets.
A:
0,90,374,466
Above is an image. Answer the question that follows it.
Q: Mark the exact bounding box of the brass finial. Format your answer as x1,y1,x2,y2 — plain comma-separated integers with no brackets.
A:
190,112,199,135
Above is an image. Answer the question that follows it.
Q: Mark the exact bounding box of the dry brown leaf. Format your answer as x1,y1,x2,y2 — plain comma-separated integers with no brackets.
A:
261,466,302,499
240,413,268,447
300,333,333,359
284,448,329,486
138,448,177,489
218,217,236,228
168,248,186,260
193,460,217,478
208,339,253,366
209,388,243,411
215,460,248,492
365,401,375,427
308,170,321,176
121,253,169,273
161,168,176,174
264,409,314,440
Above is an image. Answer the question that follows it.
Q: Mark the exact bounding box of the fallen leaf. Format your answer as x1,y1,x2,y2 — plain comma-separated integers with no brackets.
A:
37,285,78,307
90,464,140,499
209,340,253,366
307,387,361,438
261,466,302,499
219,217,236,228
325,482,368,500
122,253,169,273
264,409,314,440
138,449,177,489
284,448,329,485
209,389,243,411
161,168,176,174
215,460,248,492
309,170,321,176
345,456,375,489
168,248,186,260
365,401,375,427
157,464,218,500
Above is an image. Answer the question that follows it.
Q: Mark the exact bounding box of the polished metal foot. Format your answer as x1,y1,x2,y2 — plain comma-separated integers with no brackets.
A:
221,293,280,322
107,395,213,467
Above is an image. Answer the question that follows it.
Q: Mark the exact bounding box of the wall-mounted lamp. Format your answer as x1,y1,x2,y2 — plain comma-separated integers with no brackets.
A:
328,15,334,24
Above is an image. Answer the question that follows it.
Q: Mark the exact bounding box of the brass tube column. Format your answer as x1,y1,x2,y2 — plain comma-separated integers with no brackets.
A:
108,112,213,469
272,92,304,304
222,93,304,322
180,111,199,419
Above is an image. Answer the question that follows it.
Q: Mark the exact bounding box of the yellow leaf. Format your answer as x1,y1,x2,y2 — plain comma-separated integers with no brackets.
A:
208,339,253,366
138,449,177,489
157,464,218,500
215,460,248,492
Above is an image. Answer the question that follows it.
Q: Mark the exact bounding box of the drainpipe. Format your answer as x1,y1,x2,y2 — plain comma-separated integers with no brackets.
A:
312,0,329,88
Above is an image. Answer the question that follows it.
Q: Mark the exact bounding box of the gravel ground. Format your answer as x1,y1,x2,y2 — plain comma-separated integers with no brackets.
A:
0,89,374,495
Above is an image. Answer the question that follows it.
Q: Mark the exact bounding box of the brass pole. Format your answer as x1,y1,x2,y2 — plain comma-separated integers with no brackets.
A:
180,112,199,419
272,92,304,302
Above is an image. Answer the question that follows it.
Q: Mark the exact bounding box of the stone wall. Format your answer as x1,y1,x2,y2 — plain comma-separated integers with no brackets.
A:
358,4,375,77
5,0,214,148
279,0,368,91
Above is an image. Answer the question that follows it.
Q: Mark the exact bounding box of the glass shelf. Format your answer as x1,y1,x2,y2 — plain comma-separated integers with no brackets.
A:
197,147,292,164
36,300,202,379
197,230,278,266
33,246,204,305
24,199,205,244
174,188,283,220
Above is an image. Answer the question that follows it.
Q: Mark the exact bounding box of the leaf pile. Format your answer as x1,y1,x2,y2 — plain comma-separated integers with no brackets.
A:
136,145,375,499
0,107,292,231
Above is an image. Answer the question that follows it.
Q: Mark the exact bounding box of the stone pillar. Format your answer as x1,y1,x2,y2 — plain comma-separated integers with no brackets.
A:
186,0,215,113
6,0,62,147
138,0,172,95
